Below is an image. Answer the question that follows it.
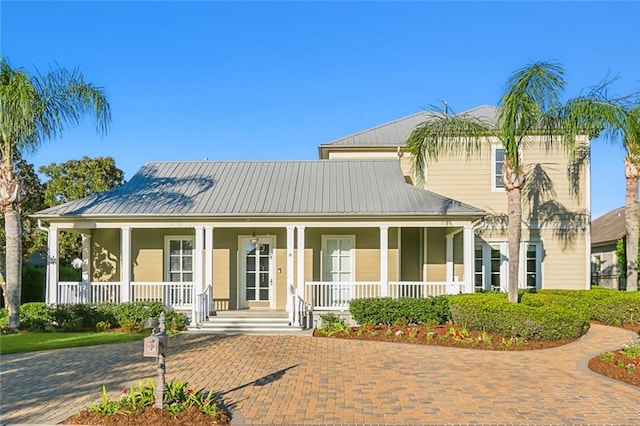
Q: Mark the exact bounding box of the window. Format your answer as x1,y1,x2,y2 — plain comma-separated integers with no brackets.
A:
322,236,355,306
322,237,354,282
165,237,194,282
474,241,507,292
521,242,542,289
476,240,542,291
493,147,505,190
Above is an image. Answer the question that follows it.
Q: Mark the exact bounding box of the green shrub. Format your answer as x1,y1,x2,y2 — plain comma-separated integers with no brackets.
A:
590,292,640,327
19,303,53,330
59,264,82,281
0,308,8,328
317,313,350,336
449,294,589,340
111,302,187,333
21,263,45,303
349,296,450,326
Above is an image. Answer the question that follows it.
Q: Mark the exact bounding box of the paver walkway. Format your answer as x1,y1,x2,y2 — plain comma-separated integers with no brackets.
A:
0,324,638,425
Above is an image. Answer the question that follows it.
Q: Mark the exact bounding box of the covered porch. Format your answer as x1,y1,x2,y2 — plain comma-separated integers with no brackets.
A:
44,219,478,327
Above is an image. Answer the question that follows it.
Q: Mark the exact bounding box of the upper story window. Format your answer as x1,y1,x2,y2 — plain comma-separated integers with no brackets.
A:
493,147,505,190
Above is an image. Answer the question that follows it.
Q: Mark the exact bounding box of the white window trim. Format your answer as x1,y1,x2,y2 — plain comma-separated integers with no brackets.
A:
491,145,506,192
474,240,508,292
164,235,195,282
321,235,356,282
519,241,543,290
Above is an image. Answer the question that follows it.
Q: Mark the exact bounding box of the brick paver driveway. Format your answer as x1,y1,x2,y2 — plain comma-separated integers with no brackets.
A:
1,324,638,425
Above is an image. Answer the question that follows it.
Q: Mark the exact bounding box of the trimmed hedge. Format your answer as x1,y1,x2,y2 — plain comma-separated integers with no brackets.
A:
349,296,450,325
0,302,188,333
522,289,640,327
448,293,590,340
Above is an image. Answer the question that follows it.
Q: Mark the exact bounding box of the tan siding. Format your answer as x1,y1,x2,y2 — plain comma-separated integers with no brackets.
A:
453,232,464,281
275,248,287,310
426,228,445,281
91,229,120,282
401,228,421,281
540,228,588,289
425,137,588,218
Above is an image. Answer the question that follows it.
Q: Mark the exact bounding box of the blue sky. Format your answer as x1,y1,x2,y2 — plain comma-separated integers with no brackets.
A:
1,1,638,219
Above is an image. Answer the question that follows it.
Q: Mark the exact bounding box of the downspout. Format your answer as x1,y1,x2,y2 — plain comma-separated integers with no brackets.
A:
37,219,50,304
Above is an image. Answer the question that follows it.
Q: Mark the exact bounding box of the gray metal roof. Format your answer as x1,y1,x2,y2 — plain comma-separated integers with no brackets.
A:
591,206,627,246
34,160,485,218
321,105,498,148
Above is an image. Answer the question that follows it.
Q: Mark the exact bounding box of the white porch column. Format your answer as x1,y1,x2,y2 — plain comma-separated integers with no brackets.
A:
205,226,214,292
422,228,428,282
463,224,474,294
194,226,204,292
286,226,295,324
295,226,305,327
81,234,91,283
193,226,204,326
46,226,59,304
205,226,214,318
380,226,389,297
120,226,131,302
446,234,454,284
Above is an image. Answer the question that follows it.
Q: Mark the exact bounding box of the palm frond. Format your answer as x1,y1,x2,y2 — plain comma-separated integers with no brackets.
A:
498,61,566,173
406,106,497,185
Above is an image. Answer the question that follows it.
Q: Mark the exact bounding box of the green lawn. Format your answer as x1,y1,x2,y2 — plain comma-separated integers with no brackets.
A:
0,331,147,354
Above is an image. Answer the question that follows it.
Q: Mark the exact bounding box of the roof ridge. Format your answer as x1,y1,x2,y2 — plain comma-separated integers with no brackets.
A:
319,110,434,147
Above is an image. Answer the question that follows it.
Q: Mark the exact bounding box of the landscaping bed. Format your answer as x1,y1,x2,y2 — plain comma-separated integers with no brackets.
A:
62,405,230,425
313,323,581,350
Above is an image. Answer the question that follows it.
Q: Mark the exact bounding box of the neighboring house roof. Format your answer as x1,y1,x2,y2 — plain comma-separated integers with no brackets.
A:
319,105,498,150
34,160,485,219
591,206,627,246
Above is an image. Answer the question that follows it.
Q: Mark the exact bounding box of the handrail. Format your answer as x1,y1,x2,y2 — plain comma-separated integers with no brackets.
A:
193,285,212,325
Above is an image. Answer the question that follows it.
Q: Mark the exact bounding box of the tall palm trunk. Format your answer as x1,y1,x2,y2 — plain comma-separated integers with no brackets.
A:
506,188,522,302
503,158,524,302
4,209,21,327
1,157,22,327
624,157,639,292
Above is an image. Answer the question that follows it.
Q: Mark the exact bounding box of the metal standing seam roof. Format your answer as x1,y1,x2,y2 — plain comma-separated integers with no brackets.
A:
319,105,498,148
33,160,485,218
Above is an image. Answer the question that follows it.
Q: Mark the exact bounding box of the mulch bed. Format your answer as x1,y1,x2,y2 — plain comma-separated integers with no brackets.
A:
313,323,581,351
62,406,230,425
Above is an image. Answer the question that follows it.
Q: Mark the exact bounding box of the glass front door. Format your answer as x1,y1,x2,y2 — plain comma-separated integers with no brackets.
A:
241,237,273,307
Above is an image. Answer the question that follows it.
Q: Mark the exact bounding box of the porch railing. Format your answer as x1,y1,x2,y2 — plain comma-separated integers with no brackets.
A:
56,281,194,309
305,281,466,310
58,282,121,304
131,282,194,309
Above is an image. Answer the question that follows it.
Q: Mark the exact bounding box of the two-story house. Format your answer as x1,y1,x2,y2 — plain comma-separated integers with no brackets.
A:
33,106,590,328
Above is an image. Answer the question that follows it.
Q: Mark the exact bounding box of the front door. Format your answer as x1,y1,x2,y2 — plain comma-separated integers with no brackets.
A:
240,237,274,308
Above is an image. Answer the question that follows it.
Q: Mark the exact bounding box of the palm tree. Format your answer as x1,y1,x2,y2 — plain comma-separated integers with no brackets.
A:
407,61,619,302
0,58,110,327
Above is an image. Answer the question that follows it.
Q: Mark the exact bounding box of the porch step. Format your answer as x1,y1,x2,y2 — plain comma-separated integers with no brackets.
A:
187,311,309,335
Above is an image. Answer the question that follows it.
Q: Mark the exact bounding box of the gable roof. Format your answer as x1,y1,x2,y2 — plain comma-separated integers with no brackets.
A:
34,160,485,219
319,105,498,149
591,206,628,246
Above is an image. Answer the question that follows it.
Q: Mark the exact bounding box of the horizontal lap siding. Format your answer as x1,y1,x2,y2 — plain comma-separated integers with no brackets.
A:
425,138,588,217
91,229,120,282
540,228,588,289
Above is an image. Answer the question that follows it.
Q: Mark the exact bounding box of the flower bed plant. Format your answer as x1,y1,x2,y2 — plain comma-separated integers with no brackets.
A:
62,379,230,425
588,340,640,387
